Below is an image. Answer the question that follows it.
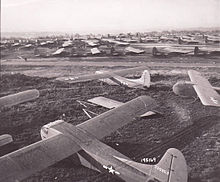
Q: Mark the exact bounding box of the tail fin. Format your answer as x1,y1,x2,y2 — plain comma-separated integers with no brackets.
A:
205,36,208,43
194,46,199,55
178,37,183,44
139,70,150,88
152,47,158,56
152,148,188,182
114,148,188,182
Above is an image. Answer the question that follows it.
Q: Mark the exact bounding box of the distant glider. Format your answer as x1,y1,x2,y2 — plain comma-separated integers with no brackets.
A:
178,37,200,45
194,46,220,56
56,66,150,89
204,35,220,44
152,47,194,57
173,70,220,107
124,46,145,55
0,89,40,109
102,38,130,46
96,69,150,89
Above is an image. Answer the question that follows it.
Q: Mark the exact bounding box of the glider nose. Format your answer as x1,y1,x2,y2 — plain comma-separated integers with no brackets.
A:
40,120,63,139
173,81,197,98
173,82,182,96
40,126,49,140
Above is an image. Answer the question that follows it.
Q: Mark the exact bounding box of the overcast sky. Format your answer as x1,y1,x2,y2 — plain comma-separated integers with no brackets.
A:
1,0,220,33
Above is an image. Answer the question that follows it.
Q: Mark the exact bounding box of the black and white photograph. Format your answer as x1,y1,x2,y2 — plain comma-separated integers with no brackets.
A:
1,0,220,181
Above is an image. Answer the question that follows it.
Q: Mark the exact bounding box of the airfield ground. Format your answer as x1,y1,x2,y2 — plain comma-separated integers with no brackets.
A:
0,54,220,182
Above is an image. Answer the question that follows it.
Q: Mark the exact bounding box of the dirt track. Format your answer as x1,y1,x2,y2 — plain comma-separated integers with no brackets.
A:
2,58,220,67
1,57,220,79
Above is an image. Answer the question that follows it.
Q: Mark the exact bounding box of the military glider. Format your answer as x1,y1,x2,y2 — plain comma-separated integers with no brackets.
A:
95,69,150,89
101,38,130,46
194,46,220,56
173,70,220,107
56,66,150,89
51,48,67,56
204,35,220,44
178,37,200,45
91,47,101,55
0,96,188,182
142,36,159,43
124,46,145,54
0,89,39,109
82,40,99,47
152,47,194,57
159,36,177,43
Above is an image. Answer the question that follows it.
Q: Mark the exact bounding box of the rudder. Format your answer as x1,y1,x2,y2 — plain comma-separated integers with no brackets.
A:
139,70,150,88
151,148,188,182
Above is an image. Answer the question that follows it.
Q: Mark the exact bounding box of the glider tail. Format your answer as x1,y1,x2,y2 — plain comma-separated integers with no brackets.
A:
205,36,208,43
152,148,188,182
178,37,183,44
114,148,187,182
152,47,158,56
194,46,199,55
139,70,150,88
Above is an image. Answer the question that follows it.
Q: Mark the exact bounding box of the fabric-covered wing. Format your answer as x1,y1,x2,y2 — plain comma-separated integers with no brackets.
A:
0,133,80,182
88,96,156,117
56,66,148,83
188,70,220,107
88,96,123,109
77,96,157,139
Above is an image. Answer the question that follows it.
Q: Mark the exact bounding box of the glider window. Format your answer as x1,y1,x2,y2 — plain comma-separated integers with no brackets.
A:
148,179,160,182
42,126,49,135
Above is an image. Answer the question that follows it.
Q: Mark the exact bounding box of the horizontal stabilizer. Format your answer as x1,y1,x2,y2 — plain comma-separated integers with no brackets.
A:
88,96,123,109
140,111,156,117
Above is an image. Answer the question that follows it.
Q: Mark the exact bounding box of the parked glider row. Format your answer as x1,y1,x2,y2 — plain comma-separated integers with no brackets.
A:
152,46,220,57
2,32,220,59
1,68,218,109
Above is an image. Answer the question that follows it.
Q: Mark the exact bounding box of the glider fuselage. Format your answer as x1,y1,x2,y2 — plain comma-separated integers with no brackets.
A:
172,81,197,98
173,81,220,98
41,122,150,182
99,77,145,89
